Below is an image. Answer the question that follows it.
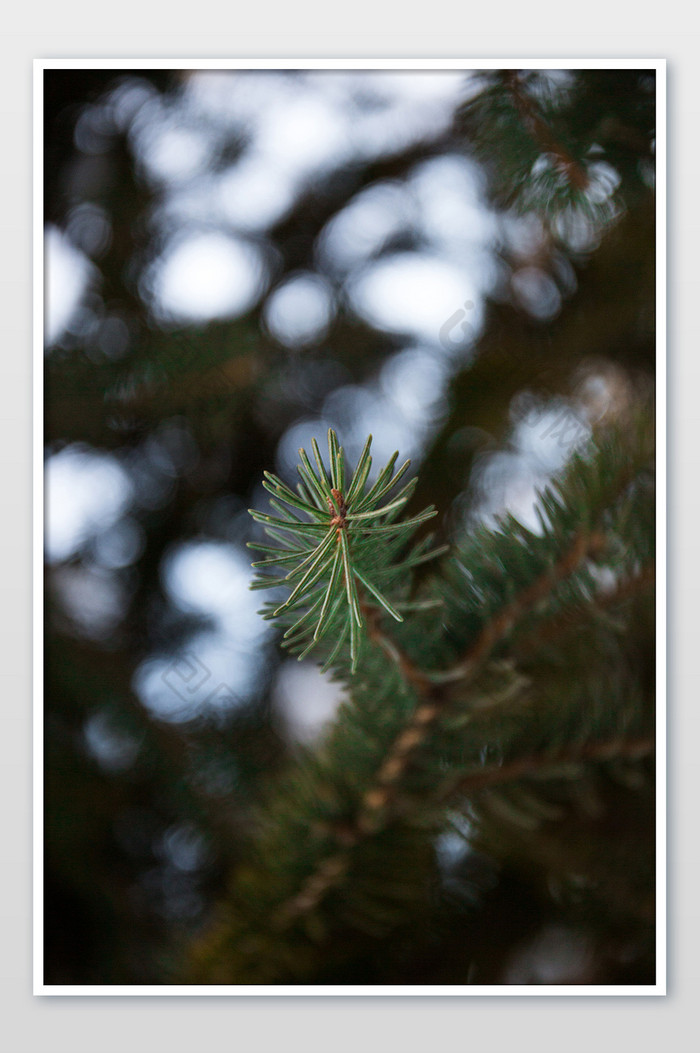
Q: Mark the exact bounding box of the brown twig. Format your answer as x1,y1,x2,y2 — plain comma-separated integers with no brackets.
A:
274,529,593,926
434,531,593,686
441,734,655,802
503,70,589,190
513,561,655,659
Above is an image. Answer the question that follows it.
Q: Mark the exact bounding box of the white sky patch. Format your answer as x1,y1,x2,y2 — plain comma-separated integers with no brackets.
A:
365,70,469,105
410,154,497,256
275,342,453,485
273,660,346,745
92,517,146,570
164,541,259,629
348,252,478,345
325,70,469,159
216,154,297,231
512,402,591,473
140,123,212,185
274,416,338,481
317,181,410,275
323,384,421,465
472,451,548,534
264,272,333,348
149,232,267,324
46,445,133,563
52,564,130,640
44,225,95,347
435,830,470,871
511,266,562,321
184,69,291,129
253,91,351,182
133,541,271,722
380,346,449,426
319,344,452,467
472,396,594,535
84,710,141,774
141,70,471,251
186,69,468,159
65,202,112,259
127,91,214,186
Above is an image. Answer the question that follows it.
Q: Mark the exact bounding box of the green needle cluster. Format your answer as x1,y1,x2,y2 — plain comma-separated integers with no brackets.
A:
248,430,440,671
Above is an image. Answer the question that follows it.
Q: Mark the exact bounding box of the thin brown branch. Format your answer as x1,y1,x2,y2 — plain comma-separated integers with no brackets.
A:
513,561,655,658
273,529,594,927
353,530,592,834
503,70,589,190
361,599,433,693
442,734,655,801
435,531,595,685
273,851,350,928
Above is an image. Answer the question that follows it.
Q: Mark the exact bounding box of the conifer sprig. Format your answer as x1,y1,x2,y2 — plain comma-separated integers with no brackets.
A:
248,430,440,671
188,414,655,983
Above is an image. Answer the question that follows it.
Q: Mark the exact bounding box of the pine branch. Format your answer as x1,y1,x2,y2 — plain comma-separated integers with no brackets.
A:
513,561,655,659
357,530,594,817
459,70,624,227
441,733,655,801
187,411,654,983
274,530,597,925
347,412,653,840
502,69,590,191
432,530,595,684
248,430,439,673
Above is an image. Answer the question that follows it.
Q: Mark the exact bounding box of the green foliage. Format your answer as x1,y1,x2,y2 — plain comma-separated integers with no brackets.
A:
44,68,658,987
459,69,655,231
186,410,655,984
248,430,442,671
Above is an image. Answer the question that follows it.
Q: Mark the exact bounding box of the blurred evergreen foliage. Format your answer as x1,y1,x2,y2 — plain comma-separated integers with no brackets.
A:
44,66,657,986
